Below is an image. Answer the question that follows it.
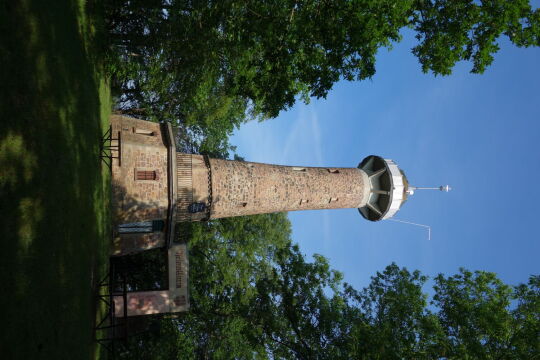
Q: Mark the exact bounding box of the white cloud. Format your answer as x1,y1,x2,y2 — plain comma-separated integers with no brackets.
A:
233,104,324,167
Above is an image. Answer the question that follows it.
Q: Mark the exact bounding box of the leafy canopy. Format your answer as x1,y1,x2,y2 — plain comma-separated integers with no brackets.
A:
118,214,540,359
108,0,540,118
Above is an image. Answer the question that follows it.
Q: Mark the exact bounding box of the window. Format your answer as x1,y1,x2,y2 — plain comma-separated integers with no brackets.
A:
117,220,165,234
134,128,155,136
136,170,157,181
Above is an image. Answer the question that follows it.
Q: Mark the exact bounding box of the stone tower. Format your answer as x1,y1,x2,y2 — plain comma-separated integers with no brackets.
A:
111,116,413,255
109,115,416,316
175,153,407,222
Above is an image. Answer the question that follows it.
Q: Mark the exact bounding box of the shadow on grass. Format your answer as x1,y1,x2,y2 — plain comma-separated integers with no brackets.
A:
0,0,111,359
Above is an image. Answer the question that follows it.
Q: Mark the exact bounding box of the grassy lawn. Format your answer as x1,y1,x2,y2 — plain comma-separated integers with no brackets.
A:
0,0,112,358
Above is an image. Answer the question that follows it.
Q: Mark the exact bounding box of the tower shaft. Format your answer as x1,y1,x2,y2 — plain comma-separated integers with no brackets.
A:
177,154,369,221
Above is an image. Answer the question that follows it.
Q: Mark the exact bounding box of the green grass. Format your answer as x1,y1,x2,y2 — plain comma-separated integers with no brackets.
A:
0,0,112,358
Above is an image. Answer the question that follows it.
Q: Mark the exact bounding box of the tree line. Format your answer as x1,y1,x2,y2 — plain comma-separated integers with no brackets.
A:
117,215,539,359
105,0,540,154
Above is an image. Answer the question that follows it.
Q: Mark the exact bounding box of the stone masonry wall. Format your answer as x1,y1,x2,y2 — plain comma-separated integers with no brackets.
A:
111,115,169,223
207,158,369,219
111,115,169,255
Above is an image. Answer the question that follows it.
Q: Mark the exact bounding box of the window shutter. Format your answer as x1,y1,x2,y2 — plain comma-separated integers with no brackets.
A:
136,170,157,180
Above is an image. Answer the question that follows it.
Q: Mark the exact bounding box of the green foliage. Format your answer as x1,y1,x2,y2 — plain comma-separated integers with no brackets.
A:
512,275,540,358
106,0,540,121
432,269,514,358
250,246,347,359
411,0,540,75
183,214,292,359
344,264,430,359
118,214,539,359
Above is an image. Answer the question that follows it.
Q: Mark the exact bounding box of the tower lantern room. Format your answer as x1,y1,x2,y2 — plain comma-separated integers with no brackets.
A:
357,155,410,222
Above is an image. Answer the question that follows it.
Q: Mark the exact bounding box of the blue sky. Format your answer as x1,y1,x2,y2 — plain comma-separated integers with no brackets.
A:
231,30,540,291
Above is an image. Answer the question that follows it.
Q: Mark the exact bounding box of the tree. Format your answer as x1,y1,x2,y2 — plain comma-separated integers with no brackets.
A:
118,230,539,359
412,0,540,75
249,247,347,359
119,213,293,359
107,0,540,118
511,275,540,359
342,264,432,359
185,213,293,359
431,269,514,358
431,270,540,359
